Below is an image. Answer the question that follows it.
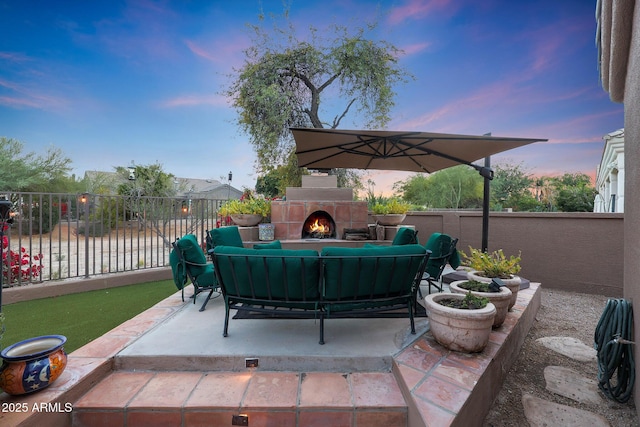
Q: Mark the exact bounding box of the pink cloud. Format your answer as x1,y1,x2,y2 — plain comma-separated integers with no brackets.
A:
0,51,31,62
400,42,431,56
0,77,69,111
184,37,248,69
388,0,456,25
159,94,228,108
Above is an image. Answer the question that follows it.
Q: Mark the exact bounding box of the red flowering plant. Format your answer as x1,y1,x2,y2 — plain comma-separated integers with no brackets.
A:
1,224,43,285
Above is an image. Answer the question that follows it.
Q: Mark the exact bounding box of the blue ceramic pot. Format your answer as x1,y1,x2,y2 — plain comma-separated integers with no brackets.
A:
0,335,67,395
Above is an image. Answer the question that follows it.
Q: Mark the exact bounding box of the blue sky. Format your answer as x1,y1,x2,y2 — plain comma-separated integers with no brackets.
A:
0,0,623,194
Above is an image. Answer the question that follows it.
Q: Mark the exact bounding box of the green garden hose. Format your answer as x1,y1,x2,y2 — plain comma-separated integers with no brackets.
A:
594,298,635,403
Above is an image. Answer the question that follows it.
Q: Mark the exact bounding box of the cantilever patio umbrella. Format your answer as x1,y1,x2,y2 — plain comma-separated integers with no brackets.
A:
290,127,547,248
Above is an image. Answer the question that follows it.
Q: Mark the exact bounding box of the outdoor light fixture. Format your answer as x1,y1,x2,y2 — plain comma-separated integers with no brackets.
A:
231,414,249,426
79,193,88,204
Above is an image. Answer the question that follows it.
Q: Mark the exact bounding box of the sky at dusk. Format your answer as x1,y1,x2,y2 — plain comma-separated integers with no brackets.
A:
0,0,623,194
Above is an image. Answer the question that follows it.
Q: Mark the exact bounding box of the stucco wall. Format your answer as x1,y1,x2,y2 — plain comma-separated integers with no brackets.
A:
623,1,640,411
402,211,624,296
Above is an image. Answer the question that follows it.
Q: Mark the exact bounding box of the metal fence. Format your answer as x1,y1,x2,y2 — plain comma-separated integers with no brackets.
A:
1,192,226,287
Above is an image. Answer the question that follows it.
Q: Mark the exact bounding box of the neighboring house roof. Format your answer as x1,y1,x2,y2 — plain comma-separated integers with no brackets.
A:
83,171,243,199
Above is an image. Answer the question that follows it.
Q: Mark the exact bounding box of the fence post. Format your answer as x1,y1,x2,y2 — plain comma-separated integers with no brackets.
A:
83,194,90,278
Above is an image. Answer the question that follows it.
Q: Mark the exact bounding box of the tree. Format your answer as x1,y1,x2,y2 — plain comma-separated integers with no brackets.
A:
395,166,483,209
551,173,597,212
226,11,411,188
113,163,186,247
0,137,72,192
491,162,541,211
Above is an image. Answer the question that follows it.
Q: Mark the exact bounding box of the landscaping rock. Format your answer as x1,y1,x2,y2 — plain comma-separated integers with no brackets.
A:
544,365,603,405
522,393,610,427
536,336,597,362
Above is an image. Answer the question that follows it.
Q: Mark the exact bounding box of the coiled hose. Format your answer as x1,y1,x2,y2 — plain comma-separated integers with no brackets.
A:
594,298,635,403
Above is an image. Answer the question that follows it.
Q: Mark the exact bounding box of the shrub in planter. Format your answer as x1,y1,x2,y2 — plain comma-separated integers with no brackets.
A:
449,280,512,327
424,291,496,353
462,246,522,310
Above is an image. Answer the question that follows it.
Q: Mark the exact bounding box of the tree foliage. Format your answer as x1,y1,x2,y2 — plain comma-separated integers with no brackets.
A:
551,173,596,212
0,137,73,192
396,166,483,209
226,11,411,189
116,163,178,198
395,162,597,212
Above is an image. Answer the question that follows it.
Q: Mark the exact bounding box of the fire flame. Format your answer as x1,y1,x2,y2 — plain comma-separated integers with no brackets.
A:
308,218,329,234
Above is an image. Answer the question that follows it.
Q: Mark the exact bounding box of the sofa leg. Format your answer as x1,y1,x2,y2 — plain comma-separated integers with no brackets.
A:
319,316,325,345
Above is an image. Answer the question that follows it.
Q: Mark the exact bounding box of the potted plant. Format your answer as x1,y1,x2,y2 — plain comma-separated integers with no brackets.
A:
462,247,522,310
448,279,512,327
219,197,271,227
424,291,496,353
371,198,411,226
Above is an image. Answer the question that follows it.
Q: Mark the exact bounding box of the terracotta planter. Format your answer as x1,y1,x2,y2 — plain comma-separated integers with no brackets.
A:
373,214,406,226
424,293,496,353
466,270,521,310
449,280,512,327
0,335,68,395
230,214,263,227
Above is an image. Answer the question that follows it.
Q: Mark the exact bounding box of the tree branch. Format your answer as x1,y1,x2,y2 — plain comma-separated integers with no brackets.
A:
332,98,356,128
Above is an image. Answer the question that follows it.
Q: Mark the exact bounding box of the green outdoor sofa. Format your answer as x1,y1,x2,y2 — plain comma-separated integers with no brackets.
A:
211,243,430,344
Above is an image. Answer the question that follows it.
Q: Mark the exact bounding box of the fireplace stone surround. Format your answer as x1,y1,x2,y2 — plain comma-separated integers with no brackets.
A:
270,176,368,241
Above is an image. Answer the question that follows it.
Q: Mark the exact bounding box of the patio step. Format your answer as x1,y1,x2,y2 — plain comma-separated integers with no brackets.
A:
71,370,409,427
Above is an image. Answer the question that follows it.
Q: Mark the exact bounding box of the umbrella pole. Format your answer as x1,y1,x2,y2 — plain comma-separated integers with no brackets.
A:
482,156,490,252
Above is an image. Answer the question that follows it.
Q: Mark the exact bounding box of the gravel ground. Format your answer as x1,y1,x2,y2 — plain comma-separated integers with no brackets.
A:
483,288,639,426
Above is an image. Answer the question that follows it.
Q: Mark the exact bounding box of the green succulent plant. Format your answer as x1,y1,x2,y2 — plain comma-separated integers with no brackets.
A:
438,291,489,309
462,247,521,279
371,198,411,215
218,198,271,217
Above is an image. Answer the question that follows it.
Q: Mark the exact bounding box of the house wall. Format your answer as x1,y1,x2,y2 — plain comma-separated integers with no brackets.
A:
594,130,625,213
623,2,640,411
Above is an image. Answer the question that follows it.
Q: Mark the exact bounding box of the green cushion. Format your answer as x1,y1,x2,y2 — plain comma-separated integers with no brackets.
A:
253,240,282,250
424,233,460,277
209,226,244,248
392,227,418,245
213,246,320,302
169,248,187,290
321,245,427,301
175,234,209,277
195,264,217,289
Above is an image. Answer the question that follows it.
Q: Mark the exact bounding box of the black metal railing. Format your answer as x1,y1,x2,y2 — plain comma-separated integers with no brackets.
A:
0,192,226,286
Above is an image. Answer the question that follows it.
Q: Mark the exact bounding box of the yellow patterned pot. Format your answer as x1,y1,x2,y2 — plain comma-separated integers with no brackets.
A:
0,335,67,395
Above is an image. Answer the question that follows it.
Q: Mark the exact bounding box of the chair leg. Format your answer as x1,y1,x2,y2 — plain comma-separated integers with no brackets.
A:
409,302,416,334
223,304,230,337
319,315,325,345
199,288,215,312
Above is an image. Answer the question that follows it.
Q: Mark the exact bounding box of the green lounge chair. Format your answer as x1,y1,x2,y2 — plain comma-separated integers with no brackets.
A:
170,234,218,311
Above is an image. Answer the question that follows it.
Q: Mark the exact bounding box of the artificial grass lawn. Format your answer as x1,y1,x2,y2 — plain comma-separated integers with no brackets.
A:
1,279,177,353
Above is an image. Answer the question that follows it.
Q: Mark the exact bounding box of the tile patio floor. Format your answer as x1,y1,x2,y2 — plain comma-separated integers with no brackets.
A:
0,281,541,427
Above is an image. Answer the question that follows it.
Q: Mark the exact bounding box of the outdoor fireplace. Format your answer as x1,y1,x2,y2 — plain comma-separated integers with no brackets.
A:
271,175,368,240
302,211,336,239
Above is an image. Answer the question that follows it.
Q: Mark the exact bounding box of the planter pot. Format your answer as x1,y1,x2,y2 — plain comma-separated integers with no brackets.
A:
230,214,263,227
373,214,406,226
466,270,521,310
0,335,67,395
424,293,496,353
449,280,512,327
